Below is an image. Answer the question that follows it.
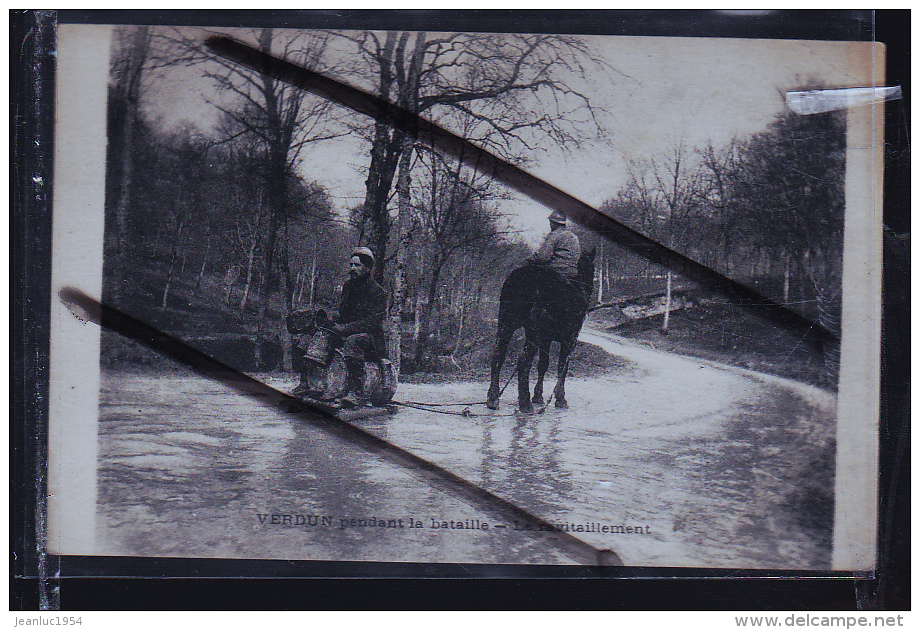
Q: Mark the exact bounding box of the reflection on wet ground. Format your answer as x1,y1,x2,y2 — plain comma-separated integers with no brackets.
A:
97,331,836,569
97,374,573,565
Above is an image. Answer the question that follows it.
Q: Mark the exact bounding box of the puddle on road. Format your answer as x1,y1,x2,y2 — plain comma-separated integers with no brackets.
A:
96,372,575,566
95,367,836,570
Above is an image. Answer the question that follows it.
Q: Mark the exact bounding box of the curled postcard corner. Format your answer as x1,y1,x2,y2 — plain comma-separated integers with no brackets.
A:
787,86,902,115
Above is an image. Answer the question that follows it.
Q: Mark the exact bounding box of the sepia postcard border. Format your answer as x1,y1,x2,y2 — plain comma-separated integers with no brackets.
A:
44,17,883,575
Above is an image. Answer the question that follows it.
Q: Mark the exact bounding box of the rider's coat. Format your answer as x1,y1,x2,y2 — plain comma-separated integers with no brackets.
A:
533,227,581,279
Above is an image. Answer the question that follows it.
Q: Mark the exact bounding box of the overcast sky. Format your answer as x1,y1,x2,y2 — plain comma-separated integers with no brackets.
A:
143,29,877,246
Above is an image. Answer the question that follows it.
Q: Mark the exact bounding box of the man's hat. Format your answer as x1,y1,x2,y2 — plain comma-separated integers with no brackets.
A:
352,246,375,267
549,210,568,225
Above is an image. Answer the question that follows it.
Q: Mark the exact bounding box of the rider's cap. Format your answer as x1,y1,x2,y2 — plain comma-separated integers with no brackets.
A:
351,246,375,268
549,210,568,225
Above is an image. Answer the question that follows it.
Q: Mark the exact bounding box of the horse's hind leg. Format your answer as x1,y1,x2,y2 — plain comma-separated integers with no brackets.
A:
517,336,539,414
487,324,513,410
554,338,576,409
532,338,551,405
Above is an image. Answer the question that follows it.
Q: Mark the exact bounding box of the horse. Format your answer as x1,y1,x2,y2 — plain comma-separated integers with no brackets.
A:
487,248,596,414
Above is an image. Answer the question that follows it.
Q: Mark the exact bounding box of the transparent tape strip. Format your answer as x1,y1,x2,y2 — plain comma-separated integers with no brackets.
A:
787,86,902,115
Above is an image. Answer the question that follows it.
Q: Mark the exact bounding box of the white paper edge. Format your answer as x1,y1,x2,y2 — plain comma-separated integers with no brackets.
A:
47,24,112,555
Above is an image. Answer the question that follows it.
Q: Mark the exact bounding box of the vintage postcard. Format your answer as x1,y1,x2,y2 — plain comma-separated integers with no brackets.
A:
48,21,883,571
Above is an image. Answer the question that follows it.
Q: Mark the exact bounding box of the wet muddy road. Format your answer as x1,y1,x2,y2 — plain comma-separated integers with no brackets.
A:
96,328,837,569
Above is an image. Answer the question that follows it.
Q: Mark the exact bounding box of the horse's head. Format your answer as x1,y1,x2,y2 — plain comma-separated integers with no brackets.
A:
576,247,597,298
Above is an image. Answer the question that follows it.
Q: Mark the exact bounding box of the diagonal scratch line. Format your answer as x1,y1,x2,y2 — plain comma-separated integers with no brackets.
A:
204,35,837,351
60,287,623,569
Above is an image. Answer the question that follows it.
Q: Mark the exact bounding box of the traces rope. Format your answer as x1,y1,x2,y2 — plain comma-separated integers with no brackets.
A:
391,366,519,417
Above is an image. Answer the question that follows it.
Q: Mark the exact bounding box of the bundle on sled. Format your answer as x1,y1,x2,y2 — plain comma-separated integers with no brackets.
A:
287,308,397,410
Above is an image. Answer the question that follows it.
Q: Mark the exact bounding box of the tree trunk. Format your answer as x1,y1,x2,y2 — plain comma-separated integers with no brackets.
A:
596,241,604,304
162,262,175,311
606,258,613,297
661,270,672,335
454,297,466,358
295,269,305,305
239,242,256,315
163,245,179,310
783,252,791,304
413,294,421,343
224,264,238,307
279,220,294,371
308,240,317,306
721,207,733,273
361,32,400,283
415,260,443,367
162,207,184,311
453,262,467,359
110,26,150,305
386,32,426,370
388,138,415,373
195,242,210,291
254,218,278,370
112,105,135,304
253,28,291,369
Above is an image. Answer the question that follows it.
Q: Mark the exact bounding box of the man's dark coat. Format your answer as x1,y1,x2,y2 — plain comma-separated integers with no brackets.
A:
337,272,387,356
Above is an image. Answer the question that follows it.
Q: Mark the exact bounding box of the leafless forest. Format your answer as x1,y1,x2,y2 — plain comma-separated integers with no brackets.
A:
103,26,844,384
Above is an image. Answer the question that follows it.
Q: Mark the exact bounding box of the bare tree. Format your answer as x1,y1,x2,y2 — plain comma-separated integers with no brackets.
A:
618,161,665,281
726,108,846,371
223,142,267,315
612,146,703,333
161,27,342,368
338,30,608,279
647,143,703,333
155,135,211,310
331,30,610,371
106,25,152,303
698,142,741,276
388,32,428,372
739,109,845,294
410,148,504,366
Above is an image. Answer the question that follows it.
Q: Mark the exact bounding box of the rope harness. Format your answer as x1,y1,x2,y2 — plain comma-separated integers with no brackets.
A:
391,364,520,417
391,363,562,417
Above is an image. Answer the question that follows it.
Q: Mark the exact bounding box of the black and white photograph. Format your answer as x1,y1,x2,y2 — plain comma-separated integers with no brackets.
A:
47,20,883,572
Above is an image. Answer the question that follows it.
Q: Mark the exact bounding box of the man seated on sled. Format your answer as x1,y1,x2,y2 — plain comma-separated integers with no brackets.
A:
527,210,582,292
329,246,387,408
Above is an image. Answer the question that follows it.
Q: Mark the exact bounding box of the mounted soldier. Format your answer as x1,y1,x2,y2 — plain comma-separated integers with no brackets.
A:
487,210,595,413
528,210,582,289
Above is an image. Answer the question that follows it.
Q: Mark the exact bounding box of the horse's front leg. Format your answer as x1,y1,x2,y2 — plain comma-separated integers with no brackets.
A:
487,325,512,410
517,336,539,414
554,338,576,409
532,338,551,406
